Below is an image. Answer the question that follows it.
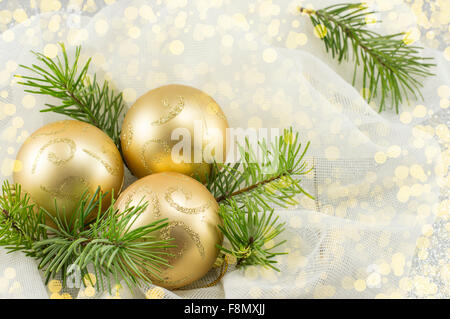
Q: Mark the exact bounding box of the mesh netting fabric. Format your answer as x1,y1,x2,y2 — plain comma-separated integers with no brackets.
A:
0,0,447,299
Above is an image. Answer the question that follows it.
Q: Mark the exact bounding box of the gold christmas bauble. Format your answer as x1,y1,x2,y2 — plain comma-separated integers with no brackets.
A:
120,84,228,181
114,172,222,289
13,120,124,224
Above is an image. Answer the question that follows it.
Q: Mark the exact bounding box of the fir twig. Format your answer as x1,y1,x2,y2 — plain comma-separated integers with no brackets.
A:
206,128,312,269
0,181,174,292
217,200,287,270
0,181,47,255
15,43,125,150
208,128,313,209
299,3,435,112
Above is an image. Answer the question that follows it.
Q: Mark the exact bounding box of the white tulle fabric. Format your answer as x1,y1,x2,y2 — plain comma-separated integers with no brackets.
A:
0,0,447,299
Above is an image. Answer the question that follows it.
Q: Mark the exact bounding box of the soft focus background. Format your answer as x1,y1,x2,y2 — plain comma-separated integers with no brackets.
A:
0,0,448,299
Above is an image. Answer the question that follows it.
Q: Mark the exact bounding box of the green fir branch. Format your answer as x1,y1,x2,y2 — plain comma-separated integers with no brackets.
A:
208,128,313,209
217,199,287,270
0,181,47,255
0,182,174,292
207,128,313,269
15,43,125,150
299,3,435,113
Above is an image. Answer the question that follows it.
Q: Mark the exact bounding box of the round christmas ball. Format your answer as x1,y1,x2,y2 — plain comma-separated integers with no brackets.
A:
114,172,222,289
13,120,124,224
120,84,228,181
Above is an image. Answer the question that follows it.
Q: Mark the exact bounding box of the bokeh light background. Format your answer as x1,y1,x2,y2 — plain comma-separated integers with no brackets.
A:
0,0,448,299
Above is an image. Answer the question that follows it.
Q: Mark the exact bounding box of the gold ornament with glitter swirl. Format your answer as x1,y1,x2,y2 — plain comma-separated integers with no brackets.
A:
114,172,222,289
120,84,229,182
13,120,124,225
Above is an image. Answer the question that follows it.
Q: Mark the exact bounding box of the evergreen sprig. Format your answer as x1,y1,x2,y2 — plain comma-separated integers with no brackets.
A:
217,200,287,270
208,128,312,208
299,3,435,112
207,128,312,268
0,181,174,292
15,43,125,150
0,182,47,254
